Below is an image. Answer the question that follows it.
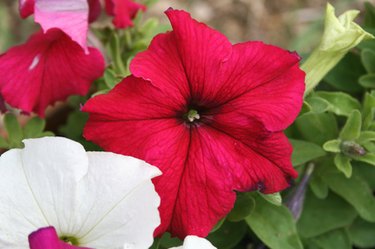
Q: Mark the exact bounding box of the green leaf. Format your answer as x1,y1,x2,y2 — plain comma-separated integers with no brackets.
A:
323,139,341,153
355,153,375,166
314,91,361,116
295,112,338,145
4,113,23,148
334,154,352,178
357,131,375,144
227,193,255,222
362,92,375,130
364,2,375,28
159,233,182,248
246,195,303,249
353,161,375,190
309,174,329,199
349,217,375,248
103,68,120,89
339,110,362,140
23,117,46,138
297,191,357,238
290,139,327,166
207,221,247,249
361,49,375,73
322,171,375,222
305,96,330,114
211,218,226,233
359,74,375,88
258,192,282,206
300,101,312,116
0,136,9,149
310,229,351,249
324,52,365,94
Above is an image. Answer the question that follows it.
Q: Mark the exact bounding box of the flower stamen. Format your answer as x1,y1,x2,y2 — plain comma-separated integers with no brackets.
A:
186,109,200,123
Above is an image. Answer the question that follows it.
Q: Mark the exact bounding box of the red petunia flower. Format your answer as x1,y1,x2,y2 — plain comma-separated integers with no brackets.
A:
104,0,146,28
83,9,305,238
0,29,104,117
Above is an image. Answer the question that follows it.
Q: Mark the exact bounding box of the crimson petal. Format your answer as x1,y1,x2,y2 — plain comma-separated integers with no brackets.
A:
0,29,104,117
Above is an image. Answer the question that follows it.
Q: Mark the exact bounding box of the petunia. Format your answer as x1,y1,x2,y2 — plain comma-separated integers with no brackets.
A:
0,29,105,117
170,236,216,249
105,0,146,28
83,9,305,238
19,0,90,52
0,137,161,249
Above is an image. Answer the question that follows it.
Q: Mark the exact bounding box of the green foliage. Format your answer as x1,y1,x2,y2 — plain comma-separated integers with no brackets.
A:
0,114,53,149
290,139,327,166
246,195,303,249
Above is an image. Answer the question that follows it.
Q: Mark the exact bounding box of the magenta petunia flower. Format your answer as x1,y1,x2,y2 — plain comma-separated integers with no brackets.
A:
104,0,146,29
83,9,305,238
0,29,104,117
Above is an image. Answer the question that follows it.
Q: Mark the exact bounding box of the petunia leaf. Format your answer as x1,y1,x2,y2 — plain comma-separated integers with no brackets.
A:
334,154,352,178
295,113,338,145
23,116,46,138
314,91,361,116
305,96,330,114
309,174,329,199
290,139,327,166
323,139,341,153
349,217,375,248
339,110,362,140
361,49,375,73
310,229,351,249
246,195,303,249
206,221,247,249
258,192,282,206
359,74,375,88
322,170,375,222
297,191,357,238
354,153,375,166
227,193,255,222
362,91,375,130
364,1,375,28
4,113,23,148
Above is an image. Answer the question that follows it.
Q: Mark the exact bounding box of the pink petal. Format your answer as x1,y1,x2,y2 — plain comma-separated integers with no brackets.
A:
0,29,105,117
29,227,91,249
88,0,101,23
105,0,146,29
34,0,89,52
19,0,35,18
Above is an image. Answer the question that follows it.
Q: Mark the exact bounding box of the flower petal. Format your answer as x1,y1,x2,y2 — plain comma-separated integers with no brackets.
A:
164,9,232,104
130,32,190,103
0,137,161,249
34,0,89,52
75,152,160,248
82,75,186,121
0,29,104,117
212,42,305,131
88,0,101,23
29,227,91,249
170,236,216,249
105,0,146,29
19,0,35,18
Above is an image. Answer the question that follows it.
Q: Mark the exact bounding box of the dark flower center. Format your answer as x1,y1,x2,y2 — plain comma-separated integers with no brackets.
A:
60,235,79,246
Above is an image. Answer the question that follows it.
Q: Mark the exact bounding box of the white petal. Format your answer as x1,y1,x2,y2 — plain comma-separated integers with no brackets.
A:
74,152,161,249
0,137,88,248
0,137,161,249
170,236,217,249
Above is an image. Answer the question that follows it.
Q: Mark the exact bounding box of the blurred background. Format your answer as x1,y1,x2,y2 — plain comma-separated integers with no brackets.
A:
0,0,368,54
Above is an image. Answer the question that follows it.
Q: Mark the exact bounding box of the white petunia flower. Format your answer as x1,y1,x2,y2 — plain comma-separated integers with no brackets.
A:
0,137,161,249
171,236,217,249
